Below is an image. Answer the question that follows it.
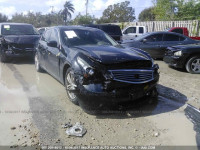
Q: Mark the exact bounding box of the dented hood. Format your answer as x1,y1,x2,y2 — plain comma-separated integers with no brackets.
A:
72,45,151,64
2,35,40,45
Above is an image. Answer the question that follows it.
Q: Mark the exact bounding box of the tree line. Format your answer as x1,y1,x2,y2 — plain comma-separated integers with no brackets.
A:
139,0,200,21
0,0,200,28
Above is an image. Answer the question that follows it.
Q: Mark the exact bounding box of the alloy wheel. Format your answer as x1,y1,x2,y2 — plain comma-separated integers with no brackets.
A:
191,58,200,73
66,71,77,100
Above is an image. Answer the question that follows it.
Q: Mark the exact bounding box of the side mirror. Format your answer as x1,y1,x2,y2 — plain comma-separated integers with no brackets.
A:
143,39,147,43
47,41,57,48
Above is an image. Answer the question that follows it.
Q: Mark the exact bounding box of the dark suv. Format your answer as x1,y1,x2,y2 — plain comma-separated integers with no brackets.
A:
84,24,122,42
35,26,159,113
0,23,40,62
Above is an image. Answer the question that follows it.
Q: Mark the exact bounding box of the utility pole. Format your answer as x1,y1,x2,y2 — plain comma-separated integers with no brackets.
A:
50,6,54,14
86,0,88,17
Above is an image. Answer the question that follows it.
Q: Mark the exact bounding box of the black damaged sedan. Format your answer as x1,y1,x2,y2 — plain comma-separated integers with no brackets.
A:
35,26,159,113
0,23,40,62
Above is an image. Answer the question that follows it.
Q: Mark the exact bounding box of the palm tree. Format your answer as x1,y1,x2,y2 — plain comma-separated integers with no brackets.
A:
61,1,75,25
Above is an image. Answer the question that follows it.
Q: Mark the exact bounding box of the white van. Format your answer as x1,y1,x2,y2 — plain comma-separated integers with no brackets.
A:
122,26,147,41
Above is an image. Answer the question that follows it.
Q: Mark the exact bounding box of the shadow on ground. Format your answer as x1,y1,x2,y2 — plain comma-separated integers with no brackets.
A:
5,57,34,65
185,104,200,147
80,84,188,119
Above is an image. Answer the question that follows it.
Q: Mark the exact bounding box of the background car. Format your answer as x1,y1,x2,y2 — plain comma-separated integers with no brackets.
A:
121,31,199,59
122,26,147,41
0,23,40,62
164,44,200,74
35,26,159,113
83,24,122,42
37,27,49,35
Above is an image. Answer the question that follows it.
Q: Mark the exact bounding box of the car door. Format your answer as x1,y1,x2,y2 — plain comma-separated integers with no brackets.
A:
37,29,51,70
122,27,137,40
139,33,164,58
45,29,60,79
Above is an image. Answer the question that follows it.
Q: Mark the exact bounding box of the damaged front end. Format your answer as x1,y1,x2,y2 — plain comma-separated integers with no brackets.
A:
71,54,159,107
0,35,39,59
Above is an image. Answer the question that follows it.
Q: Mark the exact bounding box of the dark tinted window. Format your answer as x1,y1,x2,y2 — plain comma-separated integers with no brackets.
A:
100,25,122,35
163,34,180,41
139,27,144,34
172,29,183,34
146,34,163,42
1,24,39,35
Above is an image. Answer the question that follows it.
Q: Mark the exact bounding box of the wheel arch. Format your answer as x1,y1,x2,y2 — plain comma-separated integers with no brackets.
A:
184,53,200,66
62,63,71,85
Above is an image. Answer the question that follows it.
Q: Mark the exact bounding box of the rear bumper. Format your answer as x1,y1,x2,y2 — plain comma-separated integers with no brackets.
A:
163,55,186,68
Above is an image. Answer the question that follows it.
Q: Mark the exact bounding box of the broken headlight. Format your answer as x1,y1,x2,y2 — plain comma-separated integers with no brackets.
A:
174,51,182,57
77,57,95,78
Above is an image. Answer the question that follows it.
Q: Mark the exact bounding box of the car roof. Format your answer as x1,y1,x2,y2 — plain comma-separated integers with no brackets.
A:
0,22,32,26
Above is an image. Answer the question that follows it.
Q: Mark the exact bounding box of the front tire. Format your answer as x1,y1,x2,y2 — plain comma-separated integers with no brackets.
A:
148,87,158,104
35,53,43,72
65,68,79,105
186,56,200,74
0,50,8,63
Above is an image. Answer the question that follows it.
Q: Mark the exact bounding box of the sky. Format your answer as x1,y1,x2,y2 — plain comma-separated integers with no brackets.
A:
0,0,153,20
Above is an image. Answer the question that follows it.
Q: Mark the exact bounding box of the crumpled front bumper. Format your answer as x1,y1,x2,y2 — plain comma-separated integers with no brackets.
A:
3,49,35,58
163,55,186,68
76,74,159,106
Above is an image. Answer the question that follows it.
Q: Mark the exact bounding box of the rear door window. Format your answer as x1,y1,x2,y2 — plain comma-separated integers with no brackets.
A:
145,34,163,42
163,34,180,41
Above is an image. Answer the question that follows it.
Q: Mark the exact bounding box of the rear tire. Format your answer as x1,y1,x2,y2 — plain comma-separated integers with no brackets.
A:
35,53,43,72
65,68,79,105
186,56,200,74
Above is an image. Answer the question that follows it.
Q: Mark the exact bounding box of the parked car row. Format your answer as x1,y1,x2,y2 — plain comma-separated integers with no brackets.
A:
121,31,199,59
0,23,160,113
0,22,199,113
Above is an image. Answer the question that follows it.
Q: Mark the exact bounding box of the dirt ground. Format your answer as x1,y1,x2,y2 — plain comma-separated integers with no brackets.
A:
0,59,200,149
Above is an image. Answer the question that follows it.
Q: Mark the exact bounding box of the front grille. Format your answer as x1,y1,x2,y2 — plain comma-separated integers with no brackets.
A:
105,60,152,70
11,43,34,49
110,69,154,84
